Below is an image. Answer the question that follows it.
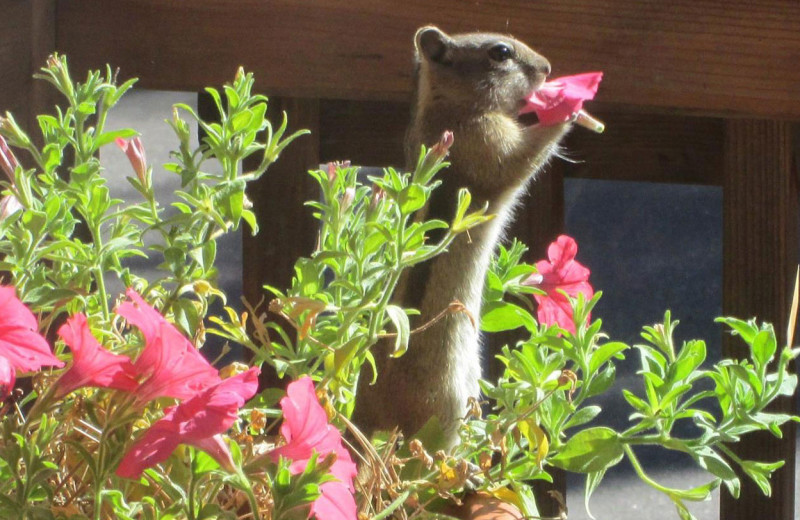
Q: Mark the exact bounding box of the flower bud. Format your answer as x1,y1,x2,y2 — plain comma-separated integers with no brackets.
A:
368,185,385,213
115,137,148,187
414,131,454,184
340,187,355,213
430,130,454,160
0,134,19,182
325,160,351,186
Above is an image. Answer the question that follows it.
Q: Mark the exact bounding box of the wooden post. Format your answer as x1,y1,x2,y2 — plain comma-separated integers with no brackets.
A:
241,97,320,389
721,119,797,520
29,0,57,135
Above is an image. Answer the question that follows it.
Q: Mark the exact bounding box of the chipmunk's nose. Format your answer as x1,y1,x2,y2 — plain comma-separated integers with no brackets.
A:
539,59,552,78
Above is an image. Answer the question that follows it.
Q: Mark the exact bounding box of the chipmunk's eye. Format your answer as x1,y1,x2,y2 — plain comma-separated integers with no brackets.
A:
488,43,515,62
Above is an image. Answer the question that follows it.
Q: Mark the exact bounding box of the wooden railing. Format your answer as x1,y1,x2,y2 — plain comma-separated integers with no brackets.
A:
2,1,797,517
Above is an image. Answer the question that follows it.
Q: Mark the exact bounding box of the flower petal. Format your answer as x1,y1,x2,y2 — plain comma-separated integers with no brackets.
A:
521,72,603,125
116,289,220,404
0,355,15,400
116,368,259,479
269,376,357,518
311,481,358,520
55,313,138,397
0,286,63,372
525,235,594,333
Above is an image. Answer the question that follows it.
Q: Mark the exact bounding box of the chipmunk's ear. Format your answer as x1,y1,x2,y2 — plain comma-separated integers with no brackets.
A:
415,26,453,64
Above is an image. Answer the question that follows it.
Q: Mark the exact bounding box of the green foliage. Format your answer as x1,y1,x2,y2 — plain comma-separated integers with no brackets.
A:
453,244,799,520
211,148,493,411
0,54,795,520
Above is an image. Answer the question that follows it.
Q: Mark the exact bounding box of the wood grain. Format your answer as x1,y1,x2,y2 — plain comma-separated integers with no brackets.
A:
55,0,800,118
721,120,797,520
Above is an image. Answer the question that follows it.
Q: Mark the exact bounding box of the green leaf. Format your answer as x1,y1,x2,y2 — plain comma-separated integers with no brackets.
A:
690,447,739,496
481,301,535,332
584,469,606,519
740,459,784,497
385,305,410,357
230,109,253,132
751,327,777,368
550,427,624,473
94,128,138,149
716,316,758,345
173,298,199,337
398,184,427,214
564,405,601,430
588,341,628,373
192,449,221,475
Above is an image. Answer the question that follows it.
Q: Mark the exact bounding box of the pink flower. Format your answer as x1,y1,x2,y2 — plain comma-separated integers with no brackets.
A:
53,313,138,398
116,367,260,479
115,289,220,405
0,286,63,372
525,235,594,333
115,137,147,185
520,72,603,125
0,135,19,182
270,377,357,520
0,356,15,400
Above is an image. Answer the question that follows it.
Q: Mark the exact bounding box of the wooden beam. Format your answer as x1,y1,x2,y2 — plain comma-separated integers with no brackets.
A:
564,106,724,185
317,99,725,185
721,119,797,520
55,0,800,119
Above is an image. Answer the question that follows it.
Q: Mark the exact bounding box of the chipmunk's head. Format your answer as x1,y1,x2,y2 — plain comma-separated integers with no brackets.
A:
413,26,551,117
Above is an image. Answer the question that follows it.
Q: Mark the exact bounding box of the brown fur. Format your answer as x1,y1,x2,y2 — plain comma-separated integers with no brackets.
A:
353,26,570,447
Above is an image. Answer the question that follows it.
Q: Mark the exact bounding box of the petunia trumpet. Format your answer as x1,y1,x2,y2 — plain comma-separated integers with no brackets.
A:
115,289,220,405
54,313,138,398
269,376,357,520
0,286,63,373
520,72,604,132
116,367,260,479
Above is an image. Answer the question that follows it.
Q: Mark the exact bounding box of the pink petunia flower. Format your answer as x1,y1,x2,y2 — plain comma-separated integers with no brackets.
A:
0,286,63,373
115,289,220,405
270,376,357,520
53,313,138,398
116,367,260,479
520,72,603,126
115,137,147,185
0,356,15,400
524,235,594,334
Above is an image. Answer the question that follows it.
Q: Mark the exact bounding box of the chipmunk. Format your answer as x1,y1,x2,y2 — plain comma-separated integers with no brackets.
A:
352,26,571,447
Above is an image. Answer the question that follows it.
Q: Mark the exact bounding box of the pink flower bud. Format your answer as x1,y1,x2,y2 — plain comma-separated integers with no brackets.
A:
341,187,355,212
115,137,148,186
430,130,454,159
369,185,386,211
0,135,19,182
325,160,351,186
